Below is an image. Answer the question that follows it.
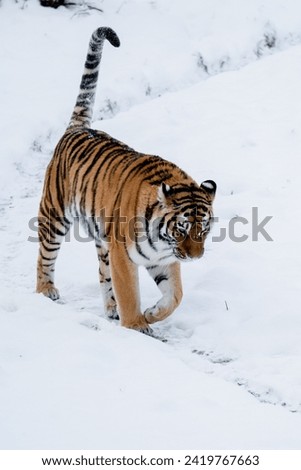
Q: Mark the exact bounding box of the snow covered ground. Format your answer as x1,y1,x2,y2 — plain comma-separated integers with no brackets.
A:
1,0,301,449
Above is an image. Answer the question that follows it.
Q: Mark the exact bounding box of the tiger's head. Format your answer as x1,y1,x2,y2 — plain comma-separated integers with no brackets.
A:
154,180,216,261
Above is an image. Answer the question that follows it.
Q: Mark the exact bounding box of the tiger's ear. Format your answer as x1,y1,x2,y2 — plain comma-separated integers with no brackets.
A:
158,182,173,206
200,180,217,200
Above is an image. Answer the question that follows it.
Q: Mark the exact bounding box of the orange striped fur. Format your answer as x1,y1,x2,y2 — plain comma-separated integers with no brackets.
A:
37,27,216,334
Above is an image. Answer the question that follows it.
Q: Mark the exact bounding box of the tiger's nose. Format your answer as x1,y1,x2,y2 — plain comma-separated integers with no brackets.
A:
187,245,204,259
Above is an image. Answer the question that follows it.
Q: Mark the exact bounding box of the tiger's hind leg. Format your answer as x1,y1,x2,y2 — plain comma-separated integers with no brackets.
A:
144,262,183,324
95,243,119,320
36,209,72,300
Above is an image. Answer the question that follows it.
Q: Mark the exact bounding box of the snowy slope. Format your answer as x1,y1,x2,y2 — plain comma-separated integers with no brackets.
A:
1,0,301,449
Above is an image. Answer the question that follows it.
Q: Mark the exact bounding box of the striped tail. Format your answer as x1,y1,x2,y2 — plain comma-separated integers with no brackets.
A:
68,27,120,129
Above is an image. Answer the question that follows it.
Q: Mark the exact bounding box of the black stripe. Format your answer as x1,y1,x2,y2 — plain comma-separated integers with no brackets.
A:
48,223,66,238
41,244,60,252
135,241,150,260
41,253,56,261
157,254,174,262
55,165,65,213
145,218,157,252
145,171,173,183
84,59,99,70
145,201,159,221
80,71,98,89
146,265,159,271
154,274,168,285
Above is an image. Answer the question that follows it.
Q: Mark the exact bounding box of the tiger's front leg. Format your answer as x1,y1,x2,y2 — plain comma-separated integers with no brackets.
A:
109,243,152,334
144,262,183,324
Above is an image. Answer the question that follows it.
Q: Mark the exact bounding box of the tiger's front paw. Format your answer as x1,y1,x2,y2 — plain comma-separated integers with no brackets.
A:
122,315,153,335
144,306,159,324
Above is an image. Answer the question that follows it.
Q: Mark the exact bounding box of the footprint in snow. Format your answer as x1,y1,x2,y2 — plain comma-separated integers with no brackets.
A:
192,349,234,364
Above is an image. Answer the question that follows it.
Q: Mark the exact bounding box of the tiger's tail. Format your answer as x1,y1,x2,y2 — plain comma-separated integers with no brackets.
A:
68,27,120,130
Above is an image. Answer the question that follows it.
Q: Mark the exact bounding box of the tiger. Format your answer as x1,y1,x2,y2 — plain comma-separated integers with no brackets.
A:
36,27,216,334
